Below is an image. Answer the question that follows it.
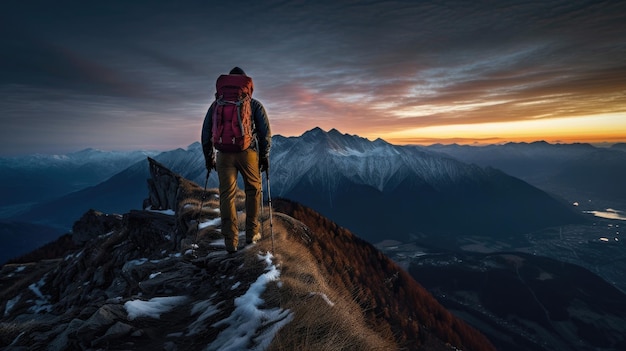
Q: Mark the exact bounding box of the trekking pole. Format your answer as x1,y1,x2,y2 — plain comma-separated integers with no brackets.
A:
260,168,265,239
266,169,275,254
193,171,210,258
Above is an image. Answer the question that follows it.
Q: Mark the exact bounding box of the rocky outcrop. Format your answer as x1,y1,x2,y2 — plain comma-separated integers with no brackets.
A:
0,157,266,350
0,159,272,350
71,209,123,245
144,157,190,212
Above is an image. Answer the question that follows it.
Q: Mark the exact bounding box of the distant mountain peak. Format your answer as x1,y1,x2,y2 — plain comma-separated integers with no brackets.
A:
187,141,202,150
327,127,342,134
301,127,356,139
301,126,326,137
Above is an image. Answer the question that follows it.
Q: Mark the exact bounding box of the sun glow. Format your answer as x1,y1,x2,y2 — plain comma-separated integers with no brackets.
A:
378,113,626,145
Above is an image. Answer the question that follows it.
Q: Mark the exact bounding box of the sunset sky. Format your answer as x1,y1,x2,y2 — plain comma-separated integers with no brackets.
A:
1,0,625,155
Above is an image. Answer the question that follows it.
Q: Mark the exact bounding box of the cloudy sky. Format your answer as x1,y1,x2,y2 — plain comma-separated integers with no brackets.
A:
1,0,625,155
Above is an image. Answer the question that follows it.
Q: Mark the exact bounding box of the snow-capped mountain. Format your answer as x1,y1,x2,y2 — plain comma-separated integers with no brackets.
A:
270,128,585,243
272,127,517,196
6,128,585,245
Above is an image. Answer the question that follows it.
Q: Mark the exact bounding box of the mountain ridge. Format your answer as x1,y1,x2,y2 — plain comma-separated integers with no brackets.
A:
4,128,586,256
0,149,160,217
426,141,626,209
0,158,494,351
270,128,586,243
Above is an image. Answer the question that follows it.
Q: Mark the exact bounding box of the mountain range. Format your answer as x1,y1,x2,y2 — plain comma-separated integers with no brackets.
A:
427,141,626,210
270,128,585,244
0,149,159,218
2,134,626,350
3,128,587,255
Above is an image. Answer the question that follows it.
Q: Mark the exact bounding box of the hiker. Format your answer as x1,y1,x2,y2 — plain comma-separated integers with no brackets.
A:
201,67,271,253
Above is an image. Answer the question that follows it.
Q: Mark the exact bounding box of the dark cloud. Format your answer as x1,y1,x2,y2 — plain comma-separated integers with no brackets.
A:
1,0,625,155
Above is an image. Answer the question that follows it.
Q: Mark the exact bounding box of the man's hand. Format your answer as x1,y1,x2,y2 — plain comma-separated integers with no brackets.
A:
259,156,269,173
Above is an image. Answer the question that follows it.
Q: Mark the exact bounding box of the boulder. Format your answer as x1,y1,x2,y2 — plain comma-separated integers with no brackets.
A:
71,209,122,245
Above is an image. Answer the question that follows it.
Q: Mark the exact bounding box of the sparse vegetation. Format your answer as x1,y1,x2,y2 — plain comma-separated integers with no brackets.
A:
260,214,396,350
271,198,496,351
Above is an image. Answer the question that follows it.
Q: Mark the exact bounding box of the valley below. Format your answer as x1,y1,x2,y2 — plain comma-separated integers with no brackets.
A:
379,196,625,290
377,208,626,351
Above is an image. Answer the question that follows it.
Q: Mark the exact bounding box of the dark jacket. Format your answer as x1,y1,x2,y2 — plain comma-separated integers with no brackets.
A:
201,98,271,159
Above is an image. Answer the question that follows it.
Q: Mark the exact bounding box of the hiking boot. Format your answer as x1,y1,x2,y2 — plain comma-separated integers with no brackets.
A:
246,233,261,244
225,242,238,253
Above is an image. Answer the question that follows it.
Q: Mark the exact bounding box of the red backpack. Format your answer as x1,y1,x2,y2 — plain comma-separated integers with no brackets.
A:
211,74,254,152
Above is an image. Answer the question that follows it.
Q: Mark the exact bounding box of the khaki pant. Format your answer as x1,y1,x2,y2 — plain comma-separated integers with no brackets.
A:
216,149,261,251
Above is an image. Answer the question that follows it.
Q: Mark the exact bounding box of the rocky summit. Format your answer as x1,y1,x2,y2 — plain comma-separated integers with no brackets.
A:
0,158,494,351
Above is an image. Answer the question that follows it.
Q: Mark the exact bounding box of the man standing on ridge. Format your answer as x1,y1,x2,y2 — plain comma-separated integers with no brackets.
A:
201,67,271,253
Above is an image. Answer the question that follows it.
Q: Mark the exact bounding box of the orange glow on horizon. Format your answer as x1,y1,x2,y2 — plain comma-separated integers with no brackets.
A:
365,113,626,145
382,134,626,146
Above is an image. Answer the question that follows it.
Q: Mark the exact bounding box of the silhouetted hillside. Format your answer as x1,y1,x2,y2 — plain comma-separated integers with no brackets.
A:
0,221,65,265
273,198,495,351
9,159,153,231
5,233,77,265
611,143,626,152
410,251,626,351
0,149,158,216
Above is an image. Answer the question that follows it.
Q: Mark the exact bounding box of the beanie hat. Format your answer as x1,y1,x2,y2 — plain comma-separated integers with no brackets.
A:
229,66,246,75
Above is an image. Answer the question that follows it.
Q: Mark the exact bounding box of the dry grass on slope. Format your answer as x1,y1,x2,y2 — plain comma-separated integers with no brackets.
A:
254,212,397,351
271,198,496,351
175,184,395,350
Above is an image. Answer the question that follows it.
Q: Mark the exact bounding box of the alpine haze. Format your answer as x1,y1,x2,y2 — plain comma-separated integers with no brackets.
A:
4,128,584,247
